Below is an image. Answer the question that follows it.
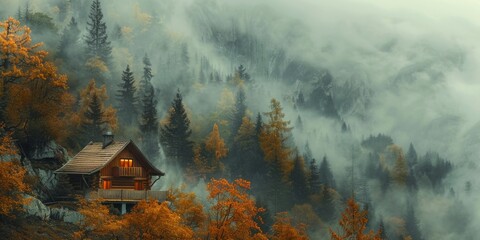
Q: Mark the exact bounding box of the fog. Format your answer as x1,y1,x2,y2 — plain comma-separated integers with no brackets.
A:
2,0,480,238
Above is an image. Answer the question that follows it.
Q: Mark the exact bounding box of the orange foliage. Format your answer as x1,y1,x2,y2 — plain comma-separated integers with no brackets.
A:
123,200,194,240
76,79,117,130
0,127,30,216
204,123,227,173
269,212,309,240
206,178,268,240
75,197,123,239
330,198,382,240
0,18,73,148
260,98,293,178
167,187,207,233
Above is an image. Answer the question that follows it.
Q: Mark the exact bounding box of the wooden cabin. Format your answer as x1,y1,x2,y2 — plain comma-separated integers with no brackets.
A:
55,132,166,202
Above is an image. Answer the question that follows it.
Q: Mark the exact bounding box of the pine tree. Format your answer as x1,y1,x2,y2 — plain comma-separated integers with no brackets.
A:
255,112,263,137
58,17,80,58
308,158,321,195
160,90,194,168
85,0,112,63
82,93,107,142
317,186,336,223
116,65,137,125
230,85,247,143
406,143,418,167
290,152,309,203
231,117,265,179
139,53,153,99
405,204,423,240
391,145,408,186
319,155,336,188
139,84,159,160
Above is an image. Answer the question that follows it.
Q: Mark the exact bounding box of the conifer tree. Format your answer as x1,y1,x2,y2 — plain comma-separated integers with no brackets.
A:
139,84,159,160
160,90,194,168
405,204,423,240
406,143,418,167
58,17,80,58
317,186,336,223
231,85,247,143
138,54,153,99
116,65,137,125
78,80,117,145
308,158,321,195
85,0,111,62
319,155,336,188
290,152,309,203
255,112,263,137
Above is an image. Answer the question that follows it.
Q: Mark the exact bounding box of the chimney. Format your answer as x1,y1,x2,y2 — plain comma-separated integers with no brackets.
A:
102,131,114,149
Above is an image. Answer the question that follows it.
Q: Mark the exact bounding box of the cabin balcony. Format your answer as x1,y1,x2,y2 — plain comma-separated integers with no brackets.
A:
112,167,143,177
96,189,167,202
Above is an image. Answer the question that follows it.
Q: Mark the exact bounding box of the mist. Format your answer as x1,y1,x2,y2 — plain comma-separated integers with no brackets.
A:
2,0,480,238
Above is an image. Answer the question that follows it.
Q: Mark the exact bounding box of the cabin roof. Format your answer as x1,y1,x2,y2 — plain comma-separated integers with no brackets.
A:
55,140,165,176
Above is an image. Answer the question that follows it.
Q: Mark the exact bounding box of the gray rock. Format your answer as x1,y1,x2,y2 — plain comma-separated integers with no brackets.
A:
23,195,50,220
50,207,83,224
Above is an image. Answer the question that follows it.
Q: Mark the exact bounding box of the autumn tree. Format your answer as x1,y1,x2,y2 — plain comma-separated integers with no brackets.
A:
259,99,293,211
0,17,73,154
167,187,207,234
214,88,235,139
123,200,194,240
269,212,309,240
75,197,123,239
0,128,30,217
330,198,382,240
204,123,228,173
390,145,408,186
116,65,138,125
77,79,117,145
85,0,111,63
206,178,267,240
160,90,194,168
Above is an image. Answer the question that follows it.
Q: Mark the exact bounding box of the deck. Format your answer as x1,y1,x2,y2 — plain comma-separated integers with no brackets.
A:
95,189,167,202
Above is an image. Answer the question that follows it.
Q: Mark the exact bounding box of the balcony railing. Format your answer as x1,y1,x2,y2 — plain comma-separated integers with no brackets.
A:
97,189,167,202
112,167,143,177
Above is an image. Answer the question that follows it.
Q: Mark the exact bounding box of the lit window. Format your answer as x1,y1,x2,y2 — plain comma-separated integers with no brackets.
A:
120,158,133,167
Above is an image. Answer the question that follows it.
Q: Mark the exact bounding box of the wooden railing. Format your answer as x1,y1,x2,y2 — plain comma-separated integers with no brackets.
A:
97,189,167,202
112,167,143,177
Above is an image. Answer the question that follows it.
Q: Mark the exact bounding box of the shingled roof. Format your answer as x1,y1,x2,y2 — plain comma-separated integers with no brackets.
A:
55,140,164,176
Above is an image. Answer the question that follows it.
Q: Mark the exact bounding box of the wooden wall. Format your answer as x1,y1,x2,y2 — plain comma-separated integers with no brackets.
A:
99,146,149,178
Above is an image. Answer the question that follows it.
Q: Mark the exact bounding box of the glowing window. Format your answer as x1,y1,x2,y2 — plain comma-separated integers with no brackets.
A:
120,158,133,167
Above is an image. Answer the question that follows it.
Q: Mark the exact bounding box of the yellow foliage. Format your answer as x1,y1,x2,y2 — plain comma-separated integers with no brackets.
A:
77,79,117,130
290,204,322,231
75,197,123,239
124,200,194,240
270,212,309,240
0,128,30,216
167,187,207,234
206,178,268,240
0,18,73,147
205,123,228,161
260,98,293,179
85,56,109,73
330,198,382,240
